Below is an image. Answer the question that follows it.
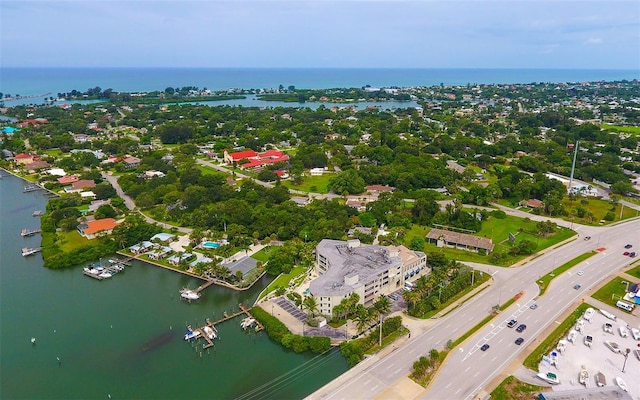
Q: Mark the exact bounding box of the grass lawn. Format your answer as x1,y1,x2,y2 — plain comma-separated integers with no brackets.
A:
490,375,544,400
43,149,63,157
602,124,640,135
561,198,637,225
282,173,334,194
258,266,306,301
591,276,634,310
537,251,597,296
626,265,640,279
252,246,273,263
422,272,490,319
58,230,90,252
197,164,227,176
523,302,593,370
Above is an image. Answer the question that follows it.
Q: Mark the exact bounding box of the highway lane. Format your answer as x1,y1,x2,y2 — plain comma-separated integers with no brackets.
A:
309,218,640,400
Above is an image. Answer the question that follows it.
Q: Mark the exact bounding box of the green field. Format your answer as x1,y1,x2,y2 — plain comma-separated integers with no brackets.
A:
602,124,640,135
282,173,334,194
626,265,640,279
258,265,306,301
58,230,90,252
251,246,273,263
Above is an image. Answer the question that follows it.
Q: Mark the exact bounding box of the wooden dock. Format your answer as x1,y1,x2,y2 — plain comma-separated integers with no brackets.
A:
21,247,42,256
21,228,41,237
187,305,264,351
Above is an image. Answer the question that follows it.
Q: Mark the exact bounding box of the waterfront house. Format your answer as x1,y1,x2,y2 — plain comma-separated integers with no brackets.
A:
150,233,175,243
77,218,118,239
129,241,155,254
167,252,194,266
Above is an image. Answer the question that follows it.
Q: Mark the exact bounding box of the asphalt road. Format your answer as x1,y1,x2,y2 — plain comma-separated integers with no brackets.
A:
309,218,640,400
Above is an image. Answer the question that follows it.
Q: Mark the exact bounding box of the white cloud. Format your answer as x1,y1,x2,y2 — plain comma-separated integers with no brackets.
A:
585,37,603,45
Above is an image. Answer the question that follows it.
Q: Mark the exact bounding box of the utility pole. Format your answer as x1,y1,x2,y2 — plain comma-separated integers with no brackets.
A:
379,314,383,347
568,140,579,197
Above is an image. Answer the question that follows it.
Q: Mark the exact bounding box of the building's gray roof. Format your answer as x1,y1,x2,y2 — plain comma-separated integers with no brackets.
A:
222,256,258,275
538,386,632,400
310,239,403,297
151,233,175,242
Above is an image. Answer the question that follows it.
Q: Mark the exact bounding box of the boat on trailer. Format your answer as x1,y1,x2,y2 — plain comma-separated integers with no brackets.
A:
536,372,560,385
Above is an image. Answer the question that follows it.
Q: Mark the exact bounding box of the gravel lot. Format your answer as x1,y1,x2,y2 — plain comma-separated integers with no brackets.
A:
537,307,640,398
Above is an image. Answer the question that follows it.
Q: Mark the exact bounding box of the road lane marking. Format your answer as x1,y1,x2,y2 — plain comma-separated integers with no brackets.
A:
370,385,378,392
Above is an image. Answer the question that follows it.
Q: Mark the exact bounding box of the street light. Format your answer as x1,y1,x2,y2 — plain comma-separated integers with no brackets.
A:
622,348,631,373
271,305,274,316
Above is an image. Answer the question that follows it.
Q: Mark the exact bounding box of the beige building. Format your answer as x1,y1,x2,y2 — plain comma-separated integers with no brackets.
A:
310,239,427,316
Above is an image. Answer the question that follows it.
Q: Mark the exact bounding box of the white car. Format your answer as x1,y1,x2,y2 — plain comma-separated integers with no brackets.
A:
577,270,584,276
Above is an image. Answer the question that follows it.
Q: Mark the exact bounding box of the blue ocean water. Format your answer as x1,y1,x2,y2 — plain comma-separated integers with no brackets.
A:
1,67,638,102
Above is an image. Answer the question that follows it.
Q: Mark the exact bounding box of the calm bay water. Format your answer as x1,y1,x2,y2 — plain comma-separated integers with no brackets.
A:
0,172,347,400
1,67,638,106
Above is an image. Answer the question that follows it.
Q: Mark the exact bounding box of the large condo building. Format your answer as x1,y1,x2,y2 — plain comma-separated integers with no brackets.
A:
310,239,428,315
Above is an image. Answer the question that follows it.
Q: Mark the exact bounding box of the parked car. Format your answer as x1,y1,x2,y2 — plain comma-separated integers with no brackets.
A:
574,284,581,290
516,324,527,333
480,344,490,351
389,293,399,301
630,252,637,258
624,244,633,249
507,319,518,328
624,252,630,256
515,337,524,345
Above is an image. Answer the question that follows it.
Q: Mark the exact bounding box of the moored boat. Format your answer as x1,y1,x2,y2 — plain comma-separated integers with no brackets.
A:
180,288,200,301
184,329,201,340
203,326,216,340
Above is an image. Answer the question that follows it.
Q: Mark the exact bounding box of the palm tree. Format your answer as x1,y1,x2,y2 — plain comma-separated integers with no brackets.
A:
373,295,392,317
353,305,372,333
302,296,319,318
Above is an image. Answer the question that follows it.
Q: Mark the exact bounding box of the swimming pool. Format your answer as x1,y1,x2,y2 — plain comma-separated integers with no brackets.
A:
202,241,220,249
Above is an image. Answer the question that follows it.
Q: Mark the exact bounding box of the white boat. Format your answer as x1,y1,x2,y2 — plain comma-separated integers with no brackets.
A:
567,330,577,343
575,319,584,333
603,323,613,333
615,376,628,392
203,326,216,340
180,288,200,300
537,372,560,385
184,330,201,340
583,335,593,347
583,308,594,321
99,272,112,278
595,372,606,387
619,325,629,338
579,369,589,386
599,308,617,321
241,317,256,330
604,340,621,353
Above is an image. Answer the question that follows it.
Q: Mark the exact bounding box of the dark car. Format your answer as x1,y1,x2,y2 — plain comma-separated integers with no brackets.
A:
630,252,637,258
516,324,527,333
507,319,518,328
515,337,524,345
625,244,633,249
584,236,591,241
574,284,581,290
480,344,490,351
624,252,630,256
388,293,399,301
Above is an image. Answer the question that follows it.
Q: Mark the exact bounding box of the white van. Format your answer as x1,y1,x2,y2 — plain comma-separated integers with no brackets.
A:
616,300,634,312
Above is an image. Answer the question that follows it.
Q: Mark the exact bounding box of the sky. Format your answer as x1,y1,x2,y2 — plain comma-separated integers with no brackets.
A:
1,0,639,69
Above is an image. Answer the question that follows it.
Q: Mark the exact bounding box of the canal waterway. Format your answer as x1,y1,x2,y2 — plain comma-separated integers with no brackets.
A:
0,172,348,399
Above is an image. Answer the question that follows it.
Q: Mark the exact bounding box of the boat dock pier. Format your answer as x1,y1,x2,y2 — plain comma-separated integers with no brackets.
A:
22,247,42,256
21,228,41,237
186,305,264,350
209,304,264,332
32,210,44,217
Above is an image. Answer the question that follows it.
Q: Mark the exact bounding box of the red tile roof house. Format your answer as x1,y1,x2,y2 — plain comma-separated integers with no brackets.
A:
24,160,50,172
14,153,39,165
77,218,118,239
122,156,141,168
58,175,80,185
71,179,96,192
223,149,289,169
